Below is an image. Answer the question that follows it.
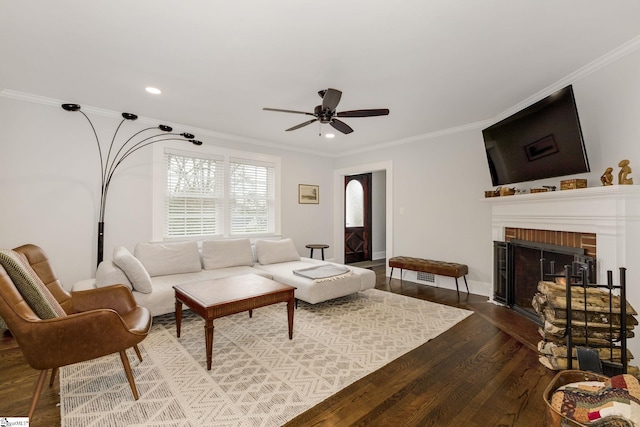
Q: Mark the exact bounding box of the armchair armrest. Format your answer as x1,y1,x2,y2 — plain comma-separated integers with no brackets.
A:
19,309,147,370
71,284,138,315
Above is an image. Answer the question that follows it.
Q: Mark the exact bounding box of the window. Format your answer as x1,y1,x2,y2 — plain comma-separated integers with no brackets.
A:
229,158,275,234
165,152,223,237
154,143,280,240
345,180,364,227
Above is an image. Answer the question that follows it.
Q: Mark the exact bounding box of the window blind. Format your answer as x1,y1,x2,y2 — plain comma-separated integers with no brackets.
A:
229,158,275,235
164,152,224,237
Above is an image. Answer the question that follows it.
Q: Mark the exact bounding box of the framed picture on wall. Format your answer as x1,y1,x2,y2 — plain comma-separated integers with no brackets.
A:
298,184,319,204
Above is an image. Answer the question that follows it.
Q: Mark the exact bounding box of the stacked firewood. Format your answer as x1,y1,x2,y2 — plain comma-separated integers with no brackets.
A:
533,280,638,375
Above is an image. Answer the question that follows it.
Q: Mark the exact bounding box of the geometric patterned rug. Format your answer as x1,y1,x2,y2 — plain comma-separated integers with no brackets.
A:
60,289,472,426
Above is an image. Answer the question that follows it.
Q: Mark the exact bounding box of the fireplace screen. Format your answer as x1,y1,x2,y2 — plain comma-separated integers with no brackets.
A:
495,239,594,324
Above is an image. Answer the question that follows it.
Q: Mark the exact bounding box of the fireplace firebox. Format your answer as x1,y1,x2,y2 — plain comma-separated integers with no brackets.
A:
493,239,595,324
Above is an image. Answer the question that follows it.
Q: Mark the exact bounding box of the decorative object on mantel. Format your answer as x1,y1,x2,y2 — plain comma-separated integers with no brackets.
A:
531,188,548,193
543,185,557,191
618,159,634,185
484,188,500,198
560,179,587,190
499,187,516,196
600,167,614,186
61,103,202,266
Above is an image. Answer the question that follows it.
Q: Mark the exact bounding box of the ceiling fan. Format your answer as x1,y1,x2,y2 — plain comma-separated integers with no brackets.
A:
263,88,389,134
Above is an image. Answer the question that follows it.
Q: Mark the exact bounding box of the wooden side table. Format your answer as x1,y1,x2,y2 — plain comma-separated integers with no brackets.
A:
305,244,329,260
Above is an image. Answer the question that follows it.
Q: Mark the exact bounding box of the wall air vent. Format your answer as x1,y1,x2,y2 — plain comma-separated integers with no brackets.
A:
417,272,435,283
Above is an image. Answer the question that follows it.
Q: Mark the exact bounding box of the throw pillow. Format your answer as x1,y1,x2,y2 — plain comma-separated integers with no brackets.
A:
112,246,153,294
255,238,300,265
134,241,201,277
95,260,133,290
0,249,67,328
202,239,254,270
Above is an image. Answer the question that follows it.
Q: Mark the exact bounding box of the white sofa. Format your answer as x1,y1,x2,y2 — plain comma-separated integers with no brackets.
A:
72,238,376,316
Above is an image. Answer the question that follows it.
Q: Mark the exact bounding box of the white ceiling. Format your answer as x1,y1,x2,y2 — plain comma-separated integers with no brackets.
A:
2,1,640,157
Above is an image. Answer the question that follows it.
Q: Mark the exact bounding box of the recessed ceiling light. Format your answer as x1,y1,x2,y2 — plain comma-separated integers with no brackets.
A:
145,86,162,95
325,133,335,139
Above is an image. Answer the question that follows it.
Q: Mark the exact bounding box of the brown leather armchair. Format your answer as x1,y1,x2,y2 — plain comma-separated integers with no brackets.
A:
0,244,152,419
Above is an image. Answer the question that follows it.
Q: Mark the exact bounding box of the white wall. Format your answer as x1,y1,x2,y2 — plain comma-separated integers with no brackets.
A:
0,97,334,288
371,170,386,260
333,47,640,298
334,130,494,296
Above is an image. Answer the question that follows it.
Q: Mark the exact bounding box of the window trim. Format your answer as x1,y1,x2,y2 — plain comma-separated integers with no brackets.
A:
153,141,281,242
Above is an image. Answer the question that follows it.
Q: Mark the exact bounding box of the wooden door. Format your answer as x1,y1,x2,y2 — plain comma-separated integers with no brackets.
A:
344,173,372,263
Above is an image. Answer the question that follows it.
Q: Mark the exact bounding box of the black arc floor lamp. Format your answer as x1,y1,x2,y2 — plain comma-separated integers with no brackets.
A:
61,103,202,266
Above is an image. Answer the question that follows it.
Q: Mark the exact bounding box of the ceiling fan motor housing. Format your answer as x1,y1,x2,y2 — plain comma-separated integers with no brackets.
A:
314,105,333,123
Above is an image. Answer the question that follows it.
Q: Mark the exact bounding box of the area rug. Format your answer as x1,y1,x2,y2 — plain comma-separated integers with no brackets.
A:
60,289,472,426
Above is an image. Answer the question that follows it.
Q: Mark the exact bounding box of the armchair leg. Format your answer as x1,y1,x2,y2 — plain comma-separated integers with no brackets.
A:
119,350,139,400
29,370,48,419
50,367,58,386
133,345,143,362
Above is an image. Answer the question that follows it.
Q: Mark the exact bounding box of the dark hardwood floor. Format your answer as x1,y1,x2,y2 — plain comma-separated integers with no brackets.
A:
0,266,555,426
285,266,555,426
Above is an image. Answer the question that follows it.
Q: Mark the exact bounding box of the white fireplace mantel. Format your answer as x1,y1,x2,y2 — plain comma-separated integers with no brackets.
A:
485,185,640,282
485,185,640,357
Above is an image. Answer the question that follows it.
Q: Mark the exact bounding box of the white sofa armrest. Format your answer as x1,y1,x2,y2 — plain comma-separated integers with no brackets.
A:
95,260,133,290
72,278,96,291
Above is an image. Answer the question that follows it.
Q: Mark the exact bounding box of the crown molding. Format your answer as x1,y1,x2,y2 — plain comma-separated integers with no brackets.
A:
493,35,640,124
3,35,640,159
0,89,334,158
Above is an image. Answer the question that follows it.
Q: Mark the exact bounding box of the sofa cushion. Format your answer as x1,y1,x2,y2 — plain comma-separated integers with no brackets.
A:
95,260,133,290
254,259,362,304
255,238,300,265
202,239,254,270
0,249,67,326
134,241,201,277
113,246,153,294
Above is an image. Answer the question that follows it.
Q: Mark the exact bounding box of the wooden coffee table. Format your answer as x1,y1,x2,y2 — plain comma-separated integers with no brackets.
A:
173,274,296,370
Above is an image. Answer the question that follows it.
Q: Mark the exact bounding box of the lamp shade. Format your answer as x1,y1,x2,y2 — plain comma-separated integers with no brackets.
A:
62,103,81,111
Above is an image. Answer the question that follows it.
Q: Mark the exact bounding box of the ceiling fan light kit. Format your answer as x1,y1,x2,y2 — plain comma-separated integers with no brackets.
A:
263,88,389,135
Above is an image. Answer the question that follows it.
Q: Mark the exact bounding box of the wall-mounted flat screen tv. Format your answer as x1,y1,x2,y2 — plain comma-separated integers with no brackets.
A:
482,85,589,186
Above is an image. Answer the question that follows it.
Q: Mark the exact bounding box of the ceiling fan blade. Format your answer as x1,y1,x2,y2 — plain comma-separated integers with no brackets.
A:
336,108,390,118
330,119,354,134
286,119,318,131
263,107,314,116
321,88,342,112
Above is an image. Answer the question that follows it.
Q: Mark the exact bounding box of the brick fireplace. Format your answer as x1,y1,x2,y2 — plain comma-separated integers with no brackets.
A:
504,227,596,258
485,185,640,357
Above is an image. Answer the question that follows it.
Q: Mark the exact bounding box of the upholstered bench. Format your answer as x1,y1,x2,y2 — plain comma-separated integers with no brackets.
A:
388,256,469,295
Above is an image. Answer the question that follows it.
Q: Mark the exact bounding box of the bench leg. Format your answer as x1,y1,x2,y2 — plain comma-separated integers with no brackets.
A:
388,268,403,287
454,276,470,297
